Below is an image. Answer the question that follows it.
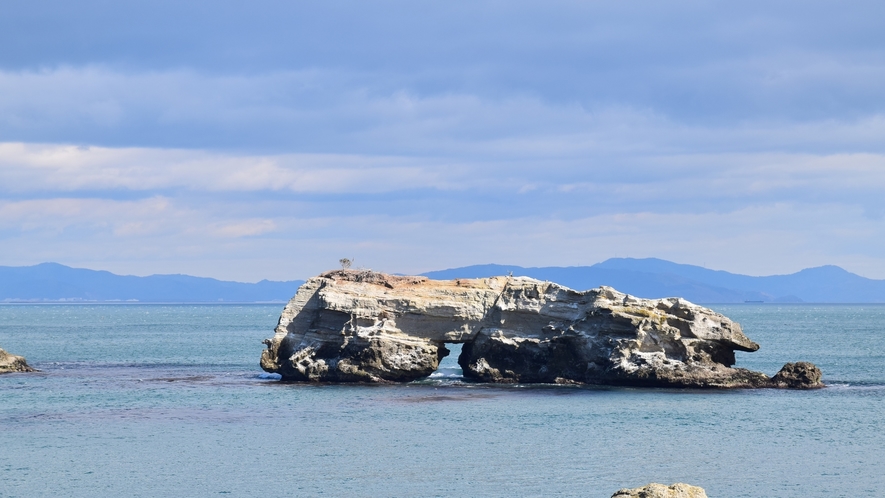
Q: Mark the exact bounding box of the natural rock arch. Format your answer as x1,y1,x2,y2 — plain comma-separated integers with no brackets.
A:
261,270,821,388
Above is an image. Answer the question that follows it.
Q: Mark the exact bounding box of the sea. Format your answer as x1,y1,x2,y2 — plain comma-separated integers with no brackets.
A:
1,303,884,497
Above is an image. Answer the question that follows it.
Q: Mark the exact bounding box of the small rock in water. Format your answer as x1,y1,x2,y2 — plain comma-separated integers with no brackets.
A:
770,361,823,388
0,347,36,374
611,482,708,498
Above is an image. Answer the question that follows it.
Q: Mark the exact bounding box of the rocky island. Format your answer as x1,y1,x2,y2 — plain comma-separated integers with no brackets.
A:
261,270,822,388
0,347,35,374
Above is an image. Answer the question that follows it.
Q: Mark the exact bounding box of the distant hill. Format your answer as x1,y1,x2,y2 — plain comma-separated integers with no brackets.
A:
0,263,303,303
422,258,885,303
6,258,885,304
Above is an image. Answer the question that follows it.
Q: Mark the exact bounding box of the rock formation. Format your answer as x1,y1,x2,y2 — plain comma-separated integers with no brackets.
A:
611,483,708,498
0,347,35,374
770,361,822,388
261,270,823,388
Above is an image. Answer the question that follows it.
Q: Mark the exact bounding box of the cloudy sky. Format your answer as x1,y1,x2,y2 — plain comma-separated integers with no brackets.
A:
2,0,885,281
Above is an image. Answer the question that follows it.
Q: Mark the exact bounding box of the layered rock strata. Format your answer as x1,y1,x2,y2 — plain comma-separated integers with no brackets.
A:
611,483,708,498
261,270,822,388
0,347,35,374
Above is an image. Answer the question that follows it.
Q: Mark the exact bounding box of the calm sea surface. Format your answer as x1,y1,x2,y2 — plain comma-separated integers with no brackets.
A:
1,304,884,497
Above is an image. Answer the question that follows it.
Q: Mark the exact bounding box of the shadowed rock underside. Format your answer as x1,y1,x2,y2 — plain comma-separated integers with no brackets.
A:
261,270,822,388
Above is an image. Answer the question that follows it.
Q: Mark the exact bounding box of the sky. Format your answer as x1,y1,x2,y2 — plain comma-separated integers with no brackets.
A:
2,0,885,282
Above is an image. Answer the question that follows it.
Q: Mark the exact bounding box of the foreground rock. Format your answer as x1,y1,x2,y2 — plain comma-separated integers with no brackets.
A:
612,483,708,498
0,347,35,374
261,270,822,387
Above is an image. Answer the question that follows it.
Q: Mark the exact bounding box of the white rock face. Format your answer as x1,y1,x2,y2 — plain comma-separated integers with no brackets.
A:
261,272,503,381
261,270,821,387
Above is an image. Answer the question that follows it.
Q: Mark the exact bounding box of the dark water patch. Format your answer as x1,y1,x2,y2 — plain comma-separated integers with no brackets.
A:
148,375,216,383
1,405,260,426
32,361,258,370
398,393,500,403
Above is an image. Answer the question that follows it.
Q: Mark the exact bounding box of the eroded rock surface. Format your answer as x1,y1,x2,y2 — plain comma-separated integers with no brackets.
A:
611,483,708,498
770,361,823,388
261,270,822,387
0,347,35,374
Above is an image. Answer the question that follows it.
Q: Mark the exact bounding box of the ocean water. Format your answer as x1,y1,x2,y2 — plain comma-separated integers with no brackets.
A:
1,303,884,497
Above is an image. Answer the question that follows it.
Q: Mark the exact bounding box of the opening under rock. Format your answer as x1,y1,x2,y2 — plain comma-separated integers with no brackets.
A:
427,343,464,381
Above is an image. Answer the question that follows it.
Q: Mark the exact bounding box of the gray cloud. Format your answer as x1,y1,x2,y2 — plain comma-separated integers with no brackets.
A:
3,1,885,127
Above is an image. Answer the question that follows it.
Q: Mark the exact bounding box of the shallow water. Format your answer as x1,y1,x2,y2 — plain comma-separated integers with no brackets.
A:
1,304,884,497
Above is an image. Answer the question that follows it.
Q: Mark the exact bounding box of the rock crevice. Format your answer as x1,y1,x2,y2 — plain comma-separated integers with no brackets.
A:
261,270,822,388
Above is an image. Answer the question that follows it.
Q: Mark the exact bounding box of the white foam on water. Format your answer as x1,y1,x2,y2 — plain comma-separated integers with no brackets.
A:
428,371,463,379
428,363,464,379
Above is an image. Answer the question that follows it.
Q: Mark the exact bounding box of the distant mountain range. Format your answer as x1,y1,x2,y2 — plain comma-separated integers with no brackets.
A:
0,263,303,303
3,258,885,303
422,258,885,303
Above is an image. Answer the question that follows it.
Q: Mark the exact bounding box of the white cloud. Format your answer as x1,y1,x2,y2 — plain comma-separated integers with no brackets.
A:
0,142,461,194
1,191,884,281
1,64,885,281
4,141,885,212
3,137,885,281
211,220,276,238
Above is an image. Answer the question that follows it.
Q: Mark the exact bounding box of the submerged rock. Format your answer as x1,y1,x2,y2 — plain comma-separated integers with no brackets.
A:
261,270,822,388
611,483,708,498
0,347,35,374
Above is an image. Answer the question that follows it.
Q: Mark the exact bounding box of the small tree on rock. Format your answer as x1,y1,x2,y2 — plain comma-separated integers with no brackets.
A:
339,258,352,269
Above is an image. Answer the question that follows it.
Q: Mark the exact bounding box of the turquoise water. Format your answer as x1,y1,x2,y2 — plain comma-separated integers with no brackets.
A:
1,304,884,497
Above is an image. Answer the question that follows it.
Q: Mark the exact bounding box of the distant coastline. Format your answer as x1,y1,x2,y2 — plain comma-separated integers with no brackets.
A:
0,262,303,304
422,258,885,304
4,257,885,304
